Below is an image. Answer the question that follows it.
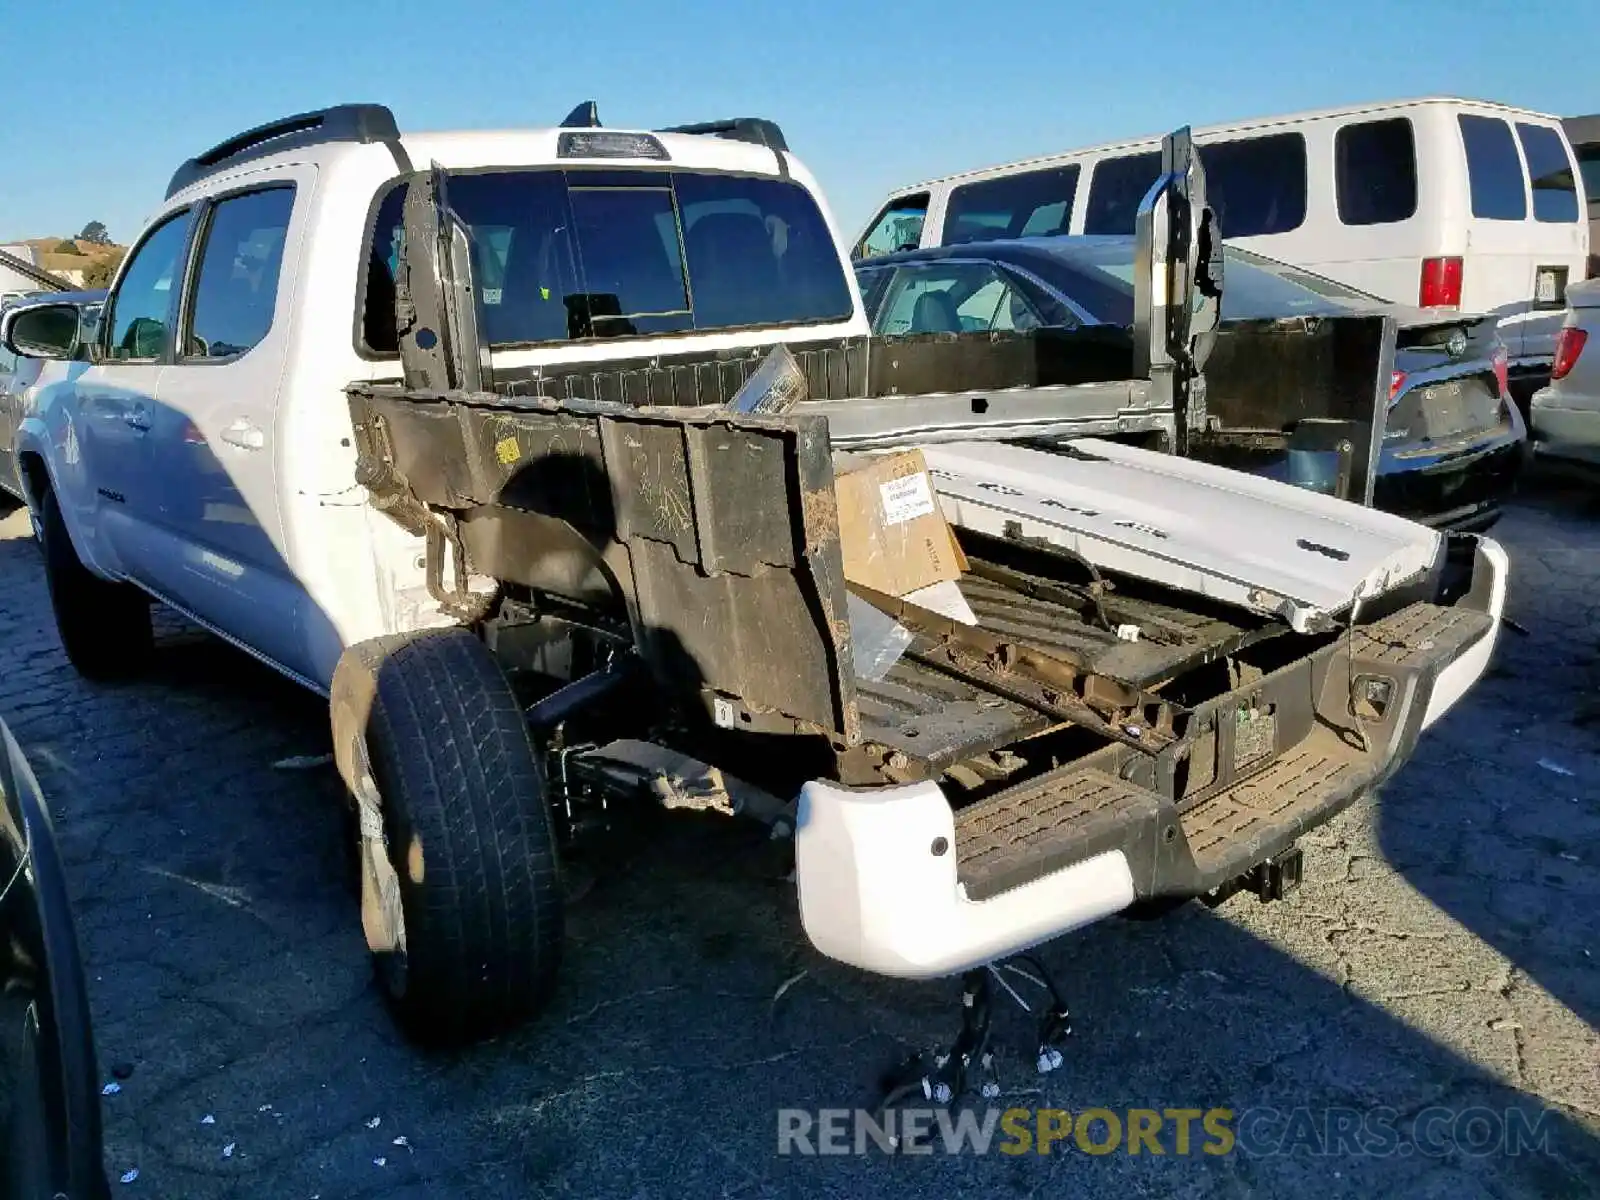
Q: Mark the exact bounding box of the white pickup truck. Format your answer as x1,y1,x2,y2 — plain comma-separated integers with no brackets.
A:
2,103,1507,1055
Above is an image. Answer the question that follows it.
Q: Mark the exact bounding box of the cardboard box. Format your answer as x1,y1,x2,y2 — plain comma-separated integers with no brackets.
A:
834,450,967,597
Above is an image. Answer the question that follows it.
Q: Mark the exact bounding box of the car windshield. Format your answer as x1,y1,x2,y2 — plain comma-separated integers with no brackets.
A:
1037,239,1385,324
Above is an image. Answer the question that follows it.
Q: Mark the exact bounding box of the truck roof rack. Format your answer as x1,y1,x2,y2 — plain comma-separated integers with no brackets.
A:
165,104,401,199
658,117,789,153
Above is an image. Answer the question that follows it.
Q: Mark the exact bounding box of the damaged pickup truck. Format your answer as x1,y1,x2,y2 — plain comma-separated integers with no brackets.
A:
1,102,1507,1056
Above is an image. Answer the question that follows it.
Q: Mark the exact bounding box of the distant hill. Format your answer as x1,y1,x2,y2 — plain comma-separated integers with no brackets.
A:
19,237,128,288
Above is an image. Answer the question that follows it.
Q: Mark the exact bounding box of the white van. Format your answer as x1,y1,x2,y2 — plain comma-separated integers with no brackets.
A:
856,97,1589,378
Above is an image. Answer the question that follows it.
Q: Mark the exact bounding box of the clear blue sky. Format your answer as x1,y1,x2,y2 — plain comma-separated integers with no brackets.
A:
2,0,1595,246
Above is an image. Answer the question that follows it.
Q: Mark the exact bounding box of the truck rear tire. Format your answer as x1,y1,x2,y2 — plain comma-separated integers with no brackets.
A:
39,489,153,681
329,627,563,1045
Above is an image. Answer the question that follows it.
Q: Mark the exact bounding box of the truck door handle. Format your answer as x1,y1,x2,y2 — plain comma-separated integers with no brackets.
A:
220,419,265,451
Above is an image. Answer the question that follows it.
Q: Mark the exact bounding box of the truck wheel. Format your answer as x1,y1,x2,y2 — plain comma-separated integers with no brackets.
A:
329,627,563,1045
39,489,153,680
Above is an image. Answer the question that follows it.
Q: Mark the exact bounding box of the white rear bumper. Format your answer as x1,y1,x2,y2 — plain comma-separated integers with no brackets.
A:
1420,537,1508,731
795,778,1135,979
795,537,1509,981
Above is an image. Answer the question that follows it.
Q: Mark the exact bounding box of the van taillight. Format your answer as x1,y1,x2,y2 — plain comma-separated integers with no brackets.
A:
1552,328,1588,381
1419,257,1463,308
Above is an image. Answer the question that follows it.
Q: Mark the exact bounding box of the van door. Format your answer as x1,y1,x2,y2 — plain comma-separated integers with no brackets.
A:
138,179,307,675
1457,114,1584,359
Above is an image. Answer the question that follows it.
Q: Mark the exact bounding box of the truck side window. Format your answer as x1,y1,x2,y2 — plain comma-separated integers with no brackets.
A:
106,213,190,361
185,187,296,358
362,185,405,354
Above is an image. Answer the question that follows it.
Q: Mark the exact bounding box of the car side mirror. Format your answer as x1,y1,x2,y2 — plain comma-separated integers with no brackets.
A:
1,302,83,361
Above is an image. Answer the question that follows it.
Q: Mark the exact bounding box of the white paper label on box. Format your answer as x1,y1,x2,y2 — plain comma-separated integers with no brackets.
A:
878,473,936,525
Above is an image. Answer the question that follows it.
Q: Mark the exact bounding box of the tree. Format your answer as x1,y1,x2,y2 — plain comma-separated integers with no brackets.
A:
81,250,125,289
53,239,83,255
78,220,111,246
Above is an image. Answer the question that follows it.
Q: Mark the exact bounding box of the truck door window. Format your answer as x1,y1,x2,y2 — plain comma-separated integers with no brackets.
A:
1336,118,1418,226
1515,123,1580,223
1459,115,1528,220
184,187,295,359
106,212,191,361
943,166,1080,245
855,195,929,259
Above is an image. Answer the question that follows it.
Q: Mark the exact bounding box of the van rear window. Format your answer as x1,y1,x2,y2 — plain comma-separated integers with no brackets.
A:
361,168,853,352
1458,115,1527,220
1336,118,1418,226
1515,123,1580,223
1083,133,1307,238
943,166,1081,245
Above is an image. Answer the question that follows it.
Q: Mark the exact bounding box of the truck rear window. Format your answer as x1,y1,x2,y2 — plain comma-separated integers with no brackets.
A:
361,168,853,352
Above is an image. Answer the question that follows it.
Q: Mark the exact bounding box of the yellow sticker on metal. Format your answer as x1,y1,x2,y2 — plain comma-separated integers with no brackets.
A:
495,435,520,465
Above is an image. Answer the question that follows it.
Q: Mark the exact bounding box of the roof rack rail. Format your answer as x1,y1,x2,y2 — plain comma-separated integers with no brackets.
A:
658,117,788,153
165,104,401,199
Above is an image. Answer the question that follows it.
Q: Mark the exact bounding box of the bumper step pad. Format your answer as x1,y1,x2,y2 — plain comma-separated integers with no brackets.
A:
955,769,1159,902
1181,732,1363,878
1349,602,1493,669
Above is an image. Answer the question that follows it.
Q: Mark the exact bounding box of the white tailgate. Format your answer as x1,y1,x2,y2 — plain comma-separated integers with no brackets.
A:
921,440,1443,632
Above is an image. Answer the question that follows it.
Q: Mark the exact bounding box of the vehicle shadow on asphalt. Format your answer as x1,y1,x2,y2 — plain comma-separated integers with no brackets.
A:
1377,476,1599,1036
0,515,1595,1199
